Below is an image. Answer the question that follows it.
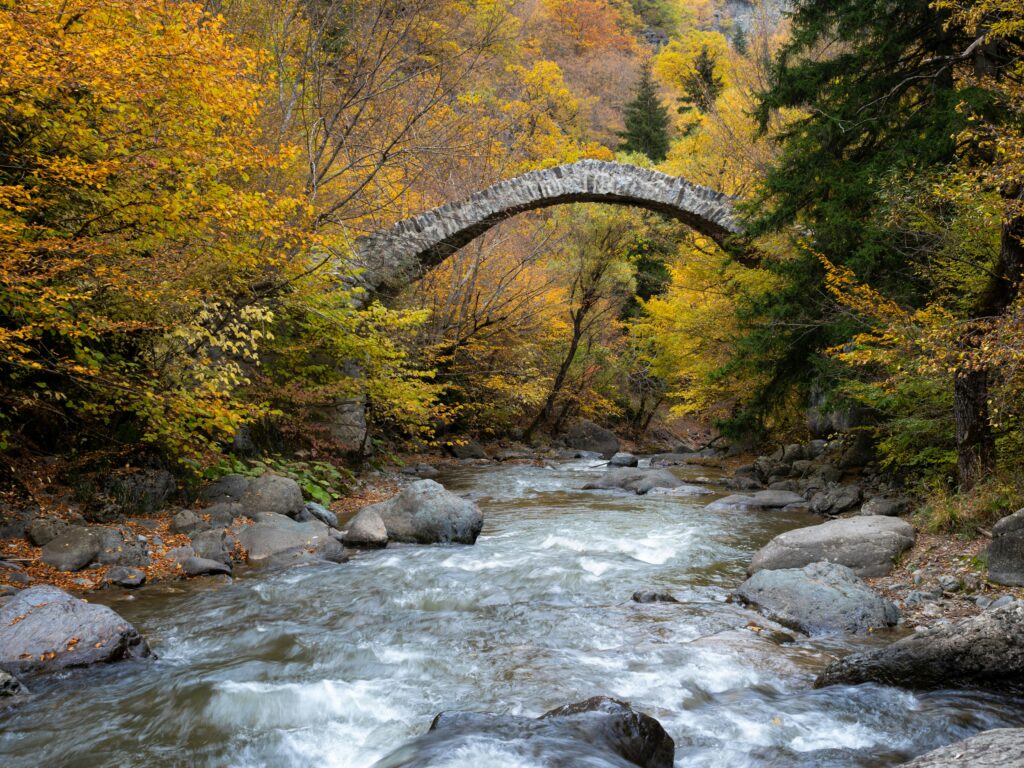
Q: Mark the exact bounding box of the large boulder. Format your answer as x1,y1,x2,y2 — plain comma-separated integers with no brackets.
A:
343,507,389,548
707,490,805,511
239,473,304,518
235,514,339,564
565,420,620,459
583,468,682,495
40,526,101,572
734,561,900,635
749,516,915,578
0,585,153,674
898,728,1024,767
815,601,1024,693
372,696,673,768
199,473,251,505
359,480,483,545
105,469,176,515
989,508,1024,587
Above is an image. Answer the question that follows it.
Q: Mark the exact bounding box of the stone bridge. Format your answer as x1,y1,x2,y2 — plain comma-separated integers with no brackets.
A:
354,159,740,295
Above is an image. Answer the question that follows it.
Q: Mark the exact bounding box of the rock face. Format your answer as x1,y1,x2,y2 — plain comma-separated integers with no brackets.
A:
734,562,900,635
0,586,152,674
583,468,682,495
565,420,621,459
355,159,738,296
40,526,101,572
239,473,304,518
707,490,805,511
343,507,389,548
989,508,1024,587
105,469,176,515
749,516,915,577
359,480,483,545
815,601,1024,693
898,728,1024,767
373,695,674,768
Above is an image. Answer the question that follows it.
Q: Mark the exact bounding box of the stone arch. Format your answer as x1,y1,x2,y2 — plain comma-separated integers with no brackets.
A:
354,159,739,295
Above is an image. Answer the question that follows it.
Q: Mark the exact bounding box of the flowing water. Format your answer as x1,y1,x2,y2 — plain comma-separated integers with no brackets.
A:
2,459,1023,767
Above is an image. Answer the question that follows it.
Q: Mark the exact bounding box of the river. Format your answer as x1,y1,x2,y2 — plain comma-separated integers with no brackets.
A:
2,459,1023,767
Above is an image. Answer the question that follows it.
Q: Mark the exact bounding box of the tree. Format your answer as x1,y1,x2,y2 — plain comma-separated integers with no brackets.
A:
680,45,725,112
732,25,749,56
618,64,672,161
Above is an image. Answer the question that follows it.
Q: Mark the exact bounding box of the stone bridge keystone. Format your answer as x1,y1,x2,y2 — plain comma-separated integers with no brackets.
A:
354,159,739,296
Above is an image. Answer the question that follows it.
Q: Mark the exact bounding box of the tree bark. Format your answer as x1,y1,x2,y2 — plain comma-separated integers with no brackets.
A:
954,359,994,489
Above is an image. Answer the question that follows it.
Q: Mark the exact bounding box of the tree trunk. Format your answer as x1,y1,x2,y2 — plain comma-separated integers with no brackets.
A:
523,313,585,442
953,359,995,489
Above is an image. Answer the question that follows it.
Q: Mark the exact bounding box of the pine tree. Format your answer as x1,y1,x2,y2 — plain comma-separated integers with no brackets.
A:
730,0,1016,485
679,45,724,113
731,25,748,56
618,64,671,162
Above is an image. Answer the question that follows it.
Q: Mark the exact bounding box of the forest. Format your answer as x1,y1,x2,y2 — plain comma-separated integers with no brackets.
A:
2,0,1024,526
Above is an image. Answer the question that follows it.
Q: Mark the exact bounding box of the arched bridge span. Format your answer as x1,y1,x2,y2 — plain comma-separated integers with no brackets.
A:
354,159,739,295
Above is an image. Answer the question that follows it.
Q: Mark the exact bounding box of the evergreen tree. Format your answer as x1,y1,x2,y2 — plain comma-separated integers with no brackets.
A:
619,64,671,162
679,45,724,113
731,25,748,56
730,0,1015,484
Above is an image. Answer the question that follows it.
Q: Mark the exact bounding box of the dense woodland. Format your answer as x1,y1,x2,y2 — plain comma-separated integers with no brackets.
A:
1,0,1023,529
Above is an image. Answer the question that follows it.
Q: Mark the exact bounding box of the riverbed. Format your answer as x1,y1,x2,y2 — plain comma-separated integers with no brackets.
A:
2,459,1023,767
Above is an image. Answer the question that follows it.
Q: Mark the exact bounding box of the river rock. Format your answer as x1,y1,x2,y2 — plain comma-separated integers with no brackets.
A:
632,590,679,604
988,508,1024,587
40,526,101,572
0,669,27,697
190,528,229,564
170,509,205,535
0,585,152,674
25,517,68,547
899,728,1024,767
303,502,338,528
374,696,673,768
809,483,862,516
181,556,232,577
646,484,713,497
0,473,38,539
565,420,620,459
734,562,900,635
749,516,915,577
609,452,639,467
343,508,389,548
203,502,245,528
707,490,805,511
103,566,146,588
199,473,251,505
239,473,304,518
448,441,487,460
236,514,338,563
361,480,483,545
95,529,149,567
858,497,910,517
583,468,682,495
814,601,1024,693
